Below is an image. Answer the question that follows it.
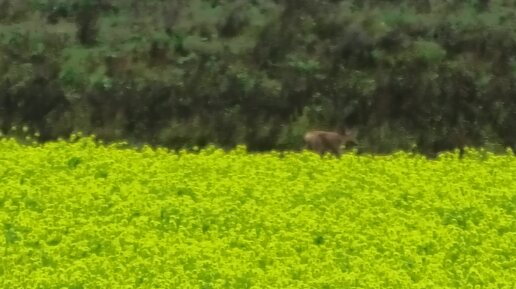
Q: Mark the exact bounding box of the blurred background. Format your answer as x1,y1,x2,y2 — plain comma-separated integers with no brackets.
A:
0,0,514,156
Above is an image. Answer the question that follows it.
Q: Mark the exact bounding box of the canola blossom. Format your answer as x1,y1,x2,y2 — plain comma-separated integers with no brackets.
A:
0,137,515,288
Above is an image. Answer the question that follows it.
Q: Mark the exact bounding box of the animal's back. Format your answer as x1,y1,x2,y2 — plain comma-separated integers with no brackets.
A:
304,130,342,155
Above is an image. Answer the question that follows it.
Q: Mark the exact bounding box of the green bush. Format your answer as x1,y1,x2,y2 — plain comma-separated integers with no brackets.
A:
0,0,515,154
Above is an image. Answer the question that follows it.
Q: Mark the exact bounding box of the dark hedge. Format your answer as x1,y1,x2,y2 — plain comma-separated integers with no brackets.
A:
0,0,515,155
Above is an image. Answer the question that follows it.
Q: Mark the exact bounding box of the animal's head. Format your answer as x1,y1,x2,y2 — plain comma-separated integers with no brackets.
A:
340,128,359,146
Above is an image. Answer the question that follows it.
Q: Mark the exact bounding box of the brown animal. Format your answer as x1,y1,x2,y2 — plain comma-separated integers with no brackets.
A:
304,129,358,157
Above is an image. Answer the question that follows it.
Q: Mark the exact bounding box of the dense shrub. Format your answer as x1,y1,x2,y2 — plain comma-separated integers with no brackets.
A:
0,0,515,154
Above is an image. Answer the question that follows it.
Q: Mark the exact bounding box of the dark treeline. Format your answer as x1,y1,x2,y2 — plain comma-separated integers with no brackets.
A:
0,0,515,155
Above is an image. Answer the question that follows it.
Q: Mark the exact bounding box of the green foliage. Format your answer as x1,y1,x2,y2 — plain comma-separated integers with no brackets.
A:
411,40,446,64
0,137,515,287
0,0,515,154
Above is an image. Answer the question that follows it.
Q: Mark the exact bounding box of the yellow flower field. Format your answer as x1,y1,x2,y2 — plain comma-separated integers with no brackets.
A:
0,137,515,288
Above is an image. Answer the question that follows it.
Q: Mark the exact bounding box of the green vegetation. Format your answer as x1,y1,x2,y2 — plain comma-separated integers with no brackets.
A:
0,0,515,154
1,137,515,288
